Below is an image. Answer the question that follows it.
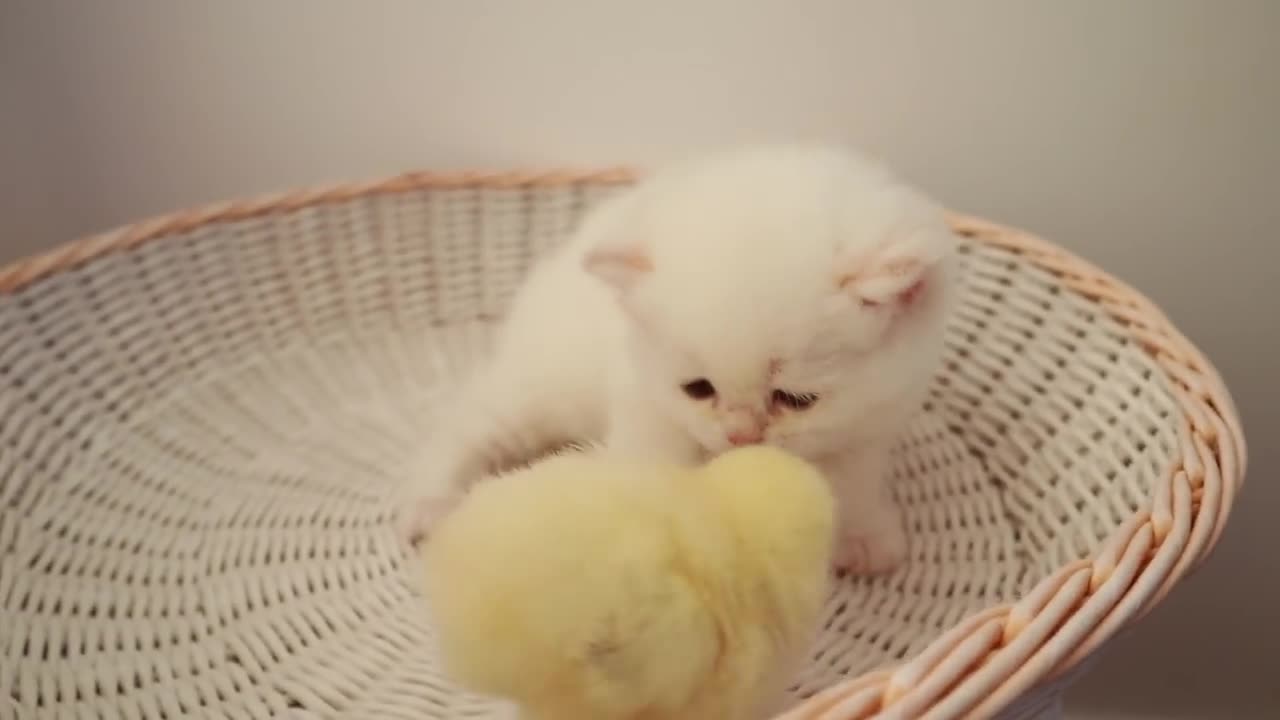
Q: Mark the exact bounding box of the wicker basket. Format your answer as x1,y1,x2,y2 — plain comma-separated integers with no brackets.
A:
0,169,1243,720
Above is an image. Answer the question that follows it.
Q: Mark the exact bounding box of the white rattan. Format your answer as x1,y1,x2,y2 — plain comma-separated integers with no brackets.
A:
0,170,1244,720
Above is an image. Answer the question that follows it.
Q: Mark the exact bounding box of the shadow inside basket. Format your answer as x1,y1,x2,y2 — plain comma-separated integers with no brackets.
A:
0,199,1184,715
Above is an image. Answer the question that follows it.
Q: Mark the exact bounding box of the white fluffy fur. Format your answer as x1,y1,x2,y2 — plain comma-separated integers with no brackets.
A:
399,144,958,574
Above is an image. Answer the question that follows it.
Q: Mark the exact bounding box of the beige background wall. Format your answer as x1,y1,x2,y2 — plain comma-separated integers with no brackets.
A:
2,1,1276,716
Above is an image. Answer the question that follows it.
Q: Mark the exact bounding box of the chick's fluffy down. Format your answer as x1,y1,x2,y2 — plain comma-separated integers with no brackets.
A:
420,446,835,720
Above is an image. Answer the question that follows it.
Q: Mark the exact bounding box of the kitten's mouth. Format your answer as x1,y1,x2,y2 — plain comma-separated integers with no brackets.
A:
702,436,790,458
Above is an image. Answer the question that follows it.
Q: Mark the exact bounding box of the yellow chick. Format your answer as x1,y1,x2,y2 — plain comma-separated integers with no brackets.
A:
419,445,836,720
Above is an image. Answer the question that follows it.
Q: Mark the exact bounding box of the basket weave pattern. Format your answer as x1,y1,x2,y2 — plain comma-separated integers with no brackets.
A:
0,170,1243,719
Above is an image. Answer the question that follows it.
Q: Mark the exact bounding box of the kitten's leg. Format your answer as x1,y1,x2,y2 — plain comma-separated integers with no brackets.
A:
393,427,480,549
604,383,702,465
396,365,576,548
822,444,908,575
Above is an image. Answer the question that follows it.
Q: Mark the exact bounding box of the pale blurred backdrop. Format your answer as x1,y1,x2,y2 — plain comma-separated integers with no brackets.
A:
2,1,1277,717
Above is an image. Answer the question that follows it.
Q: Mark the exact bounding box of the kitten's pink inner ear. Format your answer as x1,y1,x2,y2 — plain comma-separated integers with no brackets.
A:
582,246,653,292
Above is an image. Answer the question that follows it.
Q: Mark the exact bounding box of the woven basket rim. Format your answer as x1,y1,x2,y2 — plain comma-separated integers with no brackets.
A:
0,167,1247,719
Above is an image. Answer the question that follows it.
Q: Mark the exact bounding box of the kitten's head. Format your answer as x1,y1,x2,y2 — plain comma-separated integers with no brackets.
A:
583,145,957,457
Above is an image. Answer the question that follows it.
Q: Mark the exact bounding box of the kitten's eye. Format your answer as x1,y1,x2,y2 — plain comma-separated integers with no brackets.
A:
681,378,716,400
772,389,819,411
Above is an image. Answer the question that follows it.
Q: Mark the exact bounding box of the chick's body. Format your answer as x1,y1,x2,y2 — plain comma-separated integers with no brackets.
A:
421,446,835,720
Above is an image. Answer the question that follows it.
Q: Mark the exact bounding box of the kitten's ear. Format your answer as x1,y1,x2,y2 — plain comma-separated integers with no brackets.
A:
579,191,654,293
582,238,652,293
836,226,954,307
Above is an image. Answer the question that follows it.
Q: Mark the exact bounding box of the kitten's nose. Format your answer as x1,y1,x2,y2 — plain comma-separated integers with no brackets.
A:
725,405,766,446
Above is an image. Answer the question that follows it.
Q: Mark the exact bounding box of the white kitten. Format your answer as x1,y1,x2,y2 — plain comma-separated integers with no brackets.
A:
399,144,957,574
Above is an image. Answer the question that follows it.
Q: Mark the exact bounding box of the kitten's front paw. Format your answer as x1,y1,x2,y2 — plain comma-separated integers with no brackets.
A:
396,489,464,550
833,523,908,576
